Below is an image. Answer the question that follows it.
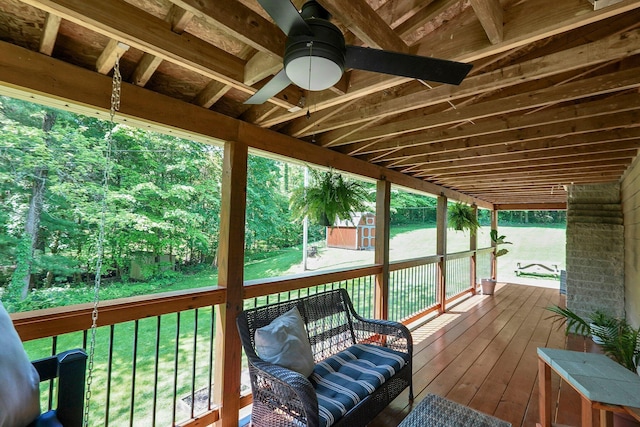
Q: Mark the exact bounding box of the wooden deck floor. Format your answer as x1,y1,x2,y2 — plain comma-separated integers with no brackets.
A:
370,282,600,427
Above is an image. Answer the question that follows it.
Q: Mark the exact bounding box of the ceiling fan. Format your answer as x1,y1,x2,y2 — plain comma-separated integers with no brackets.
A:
245,0,473,105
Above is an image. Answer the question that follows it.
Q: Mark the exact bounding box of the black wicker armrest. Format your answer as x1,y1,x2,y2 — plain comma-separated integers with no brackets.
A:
351,315,413,355
248,358,320,427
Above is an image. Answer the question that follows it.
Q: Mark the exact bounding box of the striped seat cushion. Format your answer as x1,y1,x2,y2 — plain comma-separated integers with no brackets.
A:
311,343,408,427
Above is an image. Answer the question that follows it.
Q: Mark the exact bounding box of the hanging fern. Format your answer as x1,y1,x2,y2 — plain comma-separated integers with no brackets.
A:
289,169,368,226
447,202,479,235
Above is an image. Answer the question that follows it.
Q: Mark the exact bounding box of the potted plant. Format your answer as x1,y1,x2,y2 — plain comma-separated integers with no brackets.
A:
480,230,512,295
546,305,640,372
448,202,479,235
588,309,618,345
490,229,511,257
289,169,369,227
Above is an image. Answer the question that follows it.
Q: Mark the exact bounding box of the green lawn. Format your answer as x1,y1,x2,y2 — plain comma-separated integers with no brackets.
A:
15,224,566,310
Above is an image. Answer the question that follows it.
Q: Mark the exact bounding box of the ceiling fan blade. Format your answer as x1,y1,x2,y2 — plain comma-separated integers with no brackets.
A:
345,45,472,86
258,0,313,36
244,69,292,104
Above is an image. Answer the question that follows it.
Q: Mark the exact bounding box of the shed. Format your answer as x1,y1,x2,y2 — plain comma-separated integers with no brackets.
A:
326,213,375,250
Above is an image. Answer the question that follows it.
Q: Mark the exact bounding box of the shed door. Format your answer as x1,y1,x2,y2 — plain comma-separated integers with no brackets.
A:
360,225,375,250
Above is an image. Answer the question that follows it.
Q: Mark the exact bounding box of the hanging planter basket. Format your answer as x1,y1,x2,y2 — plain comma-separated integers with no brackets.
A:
448,202,479,235
290,169,368,227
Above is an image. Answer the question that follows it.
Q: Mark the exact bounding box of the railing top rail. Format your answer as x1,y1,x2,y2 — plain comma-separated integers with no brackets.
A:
390,255,441,271
12,265,383,342
244,265,381,299
446,250,477,260
12,286,226,342
476,247,495,254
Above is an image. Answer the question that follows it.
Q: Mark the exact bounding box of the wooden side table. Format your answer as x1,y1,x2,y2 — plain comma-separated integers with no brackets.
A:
537,348,640,427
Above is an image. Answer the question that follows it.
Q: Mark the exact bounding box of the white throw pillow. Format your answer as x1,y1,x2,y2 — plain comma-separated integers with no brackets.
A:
254,307,315,377
0,301,41,427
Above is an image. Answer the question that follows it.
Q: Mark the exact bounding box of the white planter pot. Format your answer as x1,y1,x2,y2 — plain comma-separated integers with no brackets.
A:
589,323,605,344
481,279,497,295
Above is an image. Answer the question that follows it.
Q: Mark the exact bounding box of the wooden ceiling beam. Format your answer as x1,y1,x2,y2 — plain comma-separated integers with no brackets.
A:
469,0,503,44
444,172,626,189
20,0,300,109
193,81,231,108
375,0,436,30
244,52,282,86
394,0,461,40
95,39,129,74
318,0,408,51
251,0,639,129
494,203,567,211
169,0,286,57
407,148,638,175
439,166,629,183
38,13,61,55
418,158,632,179
131,5,194,87
377,114,640,166
414,0,640,62
312,29,640,142
343,92,640,157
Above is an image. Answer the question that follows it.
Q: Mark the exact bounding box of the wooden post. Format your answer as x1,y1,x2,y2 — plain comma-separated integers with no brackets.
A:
436,195,447,313
581,395,595,427
491,210,498,280
374,179,391,320
214,141,248,427
538,357,552,427
470,205,478,295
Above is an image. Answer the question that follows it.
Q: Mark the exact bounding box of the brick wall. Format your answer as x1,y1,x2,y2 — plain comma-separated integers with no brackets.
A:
566,183,625,319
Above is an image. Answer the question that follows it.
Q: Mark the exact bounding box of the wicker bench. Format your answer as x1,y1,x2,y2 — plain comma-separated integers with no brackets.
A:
237,288,413,427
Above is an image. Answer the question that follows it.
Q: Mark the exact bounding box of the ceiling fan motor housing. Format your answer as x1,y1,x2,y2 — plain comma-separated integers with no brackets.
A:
284,18,346,91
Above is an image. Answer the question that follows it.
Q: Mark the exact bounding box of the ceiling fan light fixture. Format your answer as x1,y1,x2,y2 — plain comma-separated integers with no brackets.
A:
283,18,345,92
285,56,343,91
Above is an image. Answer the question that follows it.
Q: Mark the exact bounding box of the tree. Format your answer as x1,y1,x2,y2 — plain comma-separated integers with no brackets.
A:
0,97,107,302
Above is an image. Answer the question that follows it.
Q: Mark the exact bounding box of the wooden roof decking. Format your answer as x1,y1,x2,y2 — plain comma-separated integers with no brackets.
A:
1,0,640,209
372,283,599,427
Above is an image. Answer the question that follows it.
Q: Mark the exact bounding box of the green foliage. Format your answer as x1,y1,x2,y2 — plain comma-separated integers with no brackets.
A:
0,95,320,309
496,210,566,225
246,156,300,252
289,169,369,226
546,305,640,372
490,229,512,257
546,305,592,336
389,190,437,225
448,202,479,235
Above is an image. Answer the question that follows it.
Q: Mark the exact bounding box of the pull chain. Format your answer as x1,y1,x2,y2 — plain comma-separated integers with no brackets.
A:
84,55,121,427
306,41,313,119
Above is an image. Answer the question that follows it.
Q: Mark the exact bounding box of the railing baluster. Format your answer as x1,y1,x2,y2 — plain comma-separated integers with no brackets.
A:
172,312,181,424
106,325,115,427
208,307,215,411
190,309,199,419
152,316,161,427
129,320,139,427
46,336,58,411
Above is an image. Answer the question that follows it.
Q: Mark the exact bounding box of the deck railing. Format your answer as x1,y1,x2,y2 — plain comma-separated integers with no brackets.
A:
13,248,493,427
388,255,440,322
445,251,475,300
